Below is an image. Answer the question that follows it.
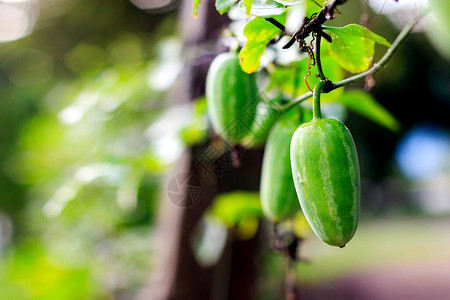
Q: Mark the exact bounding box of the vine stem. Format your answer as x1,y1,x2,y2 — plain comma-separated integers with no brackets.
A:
313,80,325,119
278,10,425,113
315,32,326,81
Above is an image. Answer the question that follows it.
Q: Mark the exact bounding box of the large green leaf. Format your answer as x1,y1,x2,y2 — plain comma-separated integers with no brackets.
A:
339,90,400,132
193,0,201,18
323,24,391,73
240,0,285,17
239,13,286,73
216,0,238,14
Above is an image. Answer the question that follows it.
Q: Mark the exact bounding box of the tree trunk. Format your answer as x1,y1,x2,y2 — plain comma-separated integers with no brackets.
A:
138,1,264,299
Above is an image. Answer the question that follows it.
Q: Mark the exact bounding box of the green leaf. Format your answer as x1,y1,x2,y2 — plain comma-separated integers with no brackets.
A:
210,191,262,227
193,0,201,18
216,0,238,14
239,13,286,73
339,90,400,132
240,0,285,17
323,24,391,73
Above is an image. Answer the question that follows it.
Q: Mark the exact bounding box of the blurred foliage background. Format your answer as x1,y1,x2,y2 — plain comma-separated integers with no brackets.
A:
0,0,449,299
0,1,180,298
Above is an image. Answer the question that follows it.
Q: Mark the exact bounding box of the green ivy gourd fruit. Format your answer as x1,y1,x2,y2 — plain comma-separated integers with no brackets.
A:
290,82,360,247
260,107,301,222
290,118,360,247
206,53,259,144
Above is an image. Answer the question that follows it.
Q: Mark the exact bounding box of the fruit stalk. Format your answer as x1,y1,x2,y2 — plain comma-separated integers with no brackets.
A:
313,80,325,120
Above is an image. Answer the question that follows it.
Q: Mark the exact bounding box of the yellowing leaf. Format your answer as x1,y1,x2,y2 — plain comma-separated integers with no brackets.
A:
239,13,286,73
323,24,391,73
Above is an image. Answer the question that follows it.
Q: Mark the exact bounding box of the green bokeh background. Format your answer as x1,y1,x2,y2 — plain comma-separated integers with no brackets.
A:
0,0,448,299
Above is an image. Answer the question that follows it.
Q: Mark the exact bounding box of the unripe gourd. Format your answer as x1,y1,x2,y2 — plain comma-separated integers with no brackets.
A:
260,108,301,222
290,118,360,247
206,53,259,144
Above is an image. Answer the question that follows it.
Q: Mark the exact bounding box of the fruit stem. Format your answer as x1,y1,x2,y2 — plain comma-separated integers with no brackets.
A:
313,80,325,119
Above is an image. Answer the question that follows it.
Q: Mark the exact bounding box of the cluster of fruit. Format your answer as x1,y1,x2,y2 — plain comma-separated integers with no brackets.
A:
206,53,360,248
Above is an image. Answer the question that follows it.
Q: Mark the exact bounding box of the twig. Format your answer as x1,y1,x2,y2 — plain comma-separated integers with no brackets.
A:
265,18,285,31
282,0,346,49
279,91,313,112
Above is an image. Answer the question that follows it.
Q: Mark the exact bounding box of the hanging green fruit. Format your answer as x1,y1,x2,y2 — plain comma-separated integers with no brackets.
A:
290,82,360,247
260,107,301,222
206,53,259,144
